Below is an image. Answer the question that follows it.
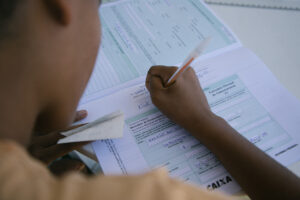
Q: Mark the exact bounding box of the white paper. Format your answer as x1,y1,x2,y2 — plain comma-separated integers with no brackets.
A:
73,0,300,195
58,111,124,144
77,47,300,194
80,0,240,104
205,0,300,10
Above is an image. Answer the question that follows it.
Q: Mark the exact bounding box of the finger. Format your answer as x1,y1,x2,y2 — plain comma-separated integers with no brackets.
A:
148,75,164,93
148,66,178,84
49,158,86,176
74,110,88,122
30,131,64,148
146,66,178,90
41,141,90,164
183,67,197,79
63,124,87,132
32,124,87,148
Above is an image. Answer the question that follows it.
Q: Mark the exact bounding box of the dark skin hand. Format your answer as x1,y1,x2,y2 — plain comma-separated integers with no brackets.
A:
146,66,300,200
28,110,90,176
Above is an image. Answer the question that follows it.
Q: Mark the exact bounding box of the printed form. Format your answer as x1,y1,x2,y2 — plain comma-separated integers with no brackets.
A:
78,47,300,194
76,0,300,194
80,0,239,104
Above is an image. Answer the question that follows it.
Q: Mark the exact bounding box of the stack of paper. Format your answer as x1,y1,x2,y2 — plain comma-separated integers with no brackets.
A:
74,0,300,195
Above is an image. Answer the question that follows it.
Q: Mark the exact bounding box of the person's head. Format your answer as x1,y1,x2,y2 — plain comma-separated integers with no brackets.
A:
0,0,102,144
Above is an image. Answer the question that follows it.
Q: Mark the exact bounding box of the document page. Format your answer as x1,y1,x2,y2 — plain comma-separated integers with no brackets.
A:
78,47,300,194
80,0,239,104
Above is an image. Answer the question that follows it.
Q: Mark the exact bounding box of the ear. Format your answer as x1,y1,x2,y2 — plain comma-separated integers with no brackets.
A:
44,0,71,25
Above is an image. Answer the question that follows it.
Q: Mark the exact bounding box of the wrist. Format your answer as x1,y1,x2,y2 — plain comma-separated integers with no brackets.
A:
187,111,230,142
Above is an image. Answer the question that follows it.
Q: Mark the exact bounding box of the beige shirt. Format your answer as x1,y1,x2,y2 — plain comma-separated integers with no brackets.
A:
0,140,236,200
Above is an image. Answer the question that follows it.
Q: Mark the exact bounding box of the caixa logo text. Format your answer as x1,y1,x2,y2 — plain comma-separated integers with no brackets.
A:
207,176,233,190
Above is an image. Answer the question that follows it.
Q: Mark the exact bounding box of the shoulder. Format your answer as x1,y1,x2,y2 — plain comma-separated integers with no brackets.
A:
0,139,25,158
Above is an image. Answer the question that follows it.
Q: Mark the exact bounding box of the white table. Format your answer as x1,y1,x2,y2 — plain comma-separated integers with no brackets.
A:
209,5,300,100
208,3,300,176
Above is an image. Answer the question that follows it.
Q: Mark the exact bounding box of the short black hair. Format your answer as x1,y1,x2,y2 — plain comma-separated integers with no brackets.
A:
0,0,19,38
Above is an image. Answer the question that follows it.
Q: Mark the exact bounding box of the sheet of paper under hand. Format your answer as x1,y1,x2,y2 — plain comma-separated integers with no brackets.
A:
58,111,124,144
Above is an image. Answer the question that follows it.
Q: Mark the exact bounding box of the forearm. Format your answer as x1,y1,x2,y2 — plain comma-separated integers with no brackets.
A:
189,115,300,200
145,66,300,199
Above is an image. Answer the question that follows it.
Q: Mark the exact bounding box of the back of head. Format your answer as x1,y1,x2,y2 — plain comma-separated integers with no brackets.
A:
0,0,102,146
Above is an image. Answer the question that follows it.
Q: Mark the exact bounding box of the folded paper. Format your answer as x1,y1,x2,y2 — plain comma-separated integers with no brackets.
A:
58,111,124,144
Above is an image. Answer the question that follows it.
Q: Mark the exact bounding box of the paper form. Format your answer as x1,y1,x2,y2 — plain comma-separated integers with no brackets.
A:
80,0,240,104
77,47,300,194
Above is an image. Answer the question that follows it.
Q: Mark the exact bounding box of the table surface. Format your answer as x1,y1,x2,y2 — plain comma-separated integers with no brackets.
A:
209,5,300,100
208,4,300,176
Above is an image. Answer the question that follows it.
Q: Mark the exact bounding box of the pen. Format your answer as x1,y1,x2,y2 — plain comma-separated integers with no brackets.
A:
166,37,211,87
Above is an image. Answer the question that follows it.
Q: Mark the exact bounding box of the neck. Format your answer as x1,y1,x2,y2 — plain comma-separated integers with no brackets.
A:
0,41,41,147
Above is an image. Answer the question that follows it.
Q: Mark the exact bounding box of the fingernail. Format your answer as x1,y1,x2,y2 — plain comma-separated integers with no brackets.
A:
78,110,88,118
76,163,85,171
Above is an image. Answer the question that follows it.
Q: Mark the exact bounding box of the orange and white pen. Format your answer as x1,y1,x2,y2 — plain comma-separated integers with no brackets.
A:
166,37,211,86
